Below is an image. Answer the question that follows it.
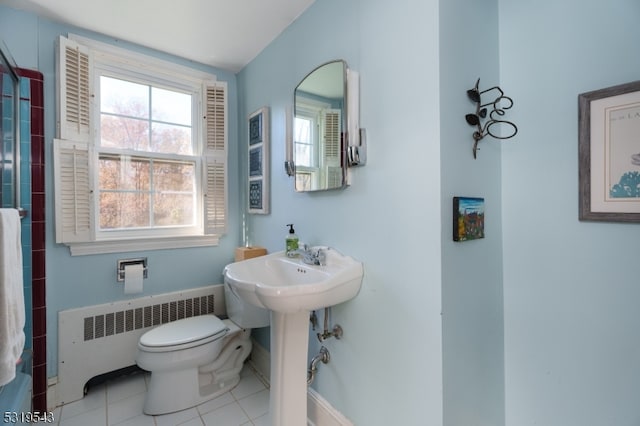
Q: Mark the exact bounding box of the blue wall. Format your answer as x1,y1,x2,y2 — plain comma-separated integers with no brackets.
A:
0,5,241,378
238,0,444,424
500,1,640,425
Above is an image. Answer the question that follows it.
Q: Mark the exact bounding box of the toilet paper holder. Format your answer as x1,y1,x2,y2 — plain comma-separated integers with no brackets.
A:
117,257,148,282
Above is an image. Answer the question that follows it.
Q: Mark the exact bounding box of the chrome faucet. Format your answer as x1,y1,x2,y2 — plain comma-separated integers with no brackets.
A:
310,248,327,266
287,245,327,266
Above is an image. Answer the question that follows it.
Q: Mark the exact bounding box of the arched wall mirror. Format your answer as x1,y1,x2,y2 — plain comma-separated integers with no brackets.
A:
293,60,347,192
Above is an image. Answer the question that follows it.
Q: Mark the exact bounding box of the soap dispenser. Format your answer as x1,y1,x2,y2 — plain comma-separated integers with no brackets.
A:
286,224,299,255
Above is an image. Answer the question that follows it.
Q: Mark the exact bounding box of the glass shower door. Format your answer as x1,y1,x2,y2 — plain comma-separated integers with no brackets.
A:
1,38,20,209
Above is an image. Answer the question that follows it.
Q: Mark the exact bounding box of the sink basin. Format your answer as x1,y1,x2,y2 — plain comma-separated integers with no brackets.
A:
223,247,363,313
223,246,363,426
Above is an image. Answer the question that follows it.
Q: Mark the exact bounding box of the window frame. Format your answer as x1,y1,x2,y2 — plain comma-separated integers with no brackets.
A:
95,150,203,240
294,113,316,169
93,67,203,240
293,97,342,191
54,34,227,255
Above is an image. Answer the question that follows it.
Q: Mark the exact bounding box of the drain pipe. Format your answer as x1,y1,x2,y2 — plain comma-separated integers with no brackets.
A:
307,346,330,386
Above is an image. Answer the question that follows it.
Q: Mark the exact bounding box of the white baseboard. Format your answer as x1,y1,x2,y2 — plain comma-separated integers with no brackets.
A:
307,387,354,426
249,338,354,426
248,337,271,384
47,376,58,411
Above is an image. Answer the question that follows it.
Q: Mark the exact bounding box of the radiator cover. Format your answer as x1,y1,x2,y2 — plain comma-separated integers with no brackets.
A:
57,285,225,405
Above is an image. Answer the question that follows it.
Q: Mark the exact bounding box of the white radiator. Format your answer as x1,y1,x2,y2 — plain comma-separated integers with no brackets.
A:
57,285,225,405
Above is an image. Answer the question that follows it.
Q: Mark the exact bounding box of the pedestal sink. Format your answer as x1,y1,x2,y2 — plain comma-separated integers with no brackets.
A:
223,247,363,426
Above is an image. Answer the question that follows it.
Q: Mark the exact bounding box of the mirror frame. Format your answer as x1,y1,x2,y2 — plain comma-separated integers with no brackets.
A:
292,60,348,192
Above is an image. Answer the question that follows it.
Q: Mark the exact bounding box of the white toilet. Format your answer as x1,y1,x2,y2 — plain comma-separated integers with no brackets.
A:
136,281,269,415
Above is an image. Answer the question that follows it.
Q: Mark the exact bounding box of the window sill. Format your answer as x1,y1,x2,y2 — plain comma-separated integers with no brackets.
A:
66,235,220,256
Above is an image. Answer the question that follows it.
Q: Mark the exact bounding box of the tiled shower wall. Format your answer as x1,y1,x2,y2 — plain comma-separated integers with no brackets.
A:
20,68,47,412
0,68,46,411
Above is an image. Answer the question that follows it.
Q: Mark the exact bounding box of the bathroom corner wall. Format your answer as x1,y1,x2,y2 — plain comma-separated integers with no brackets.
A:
439,0,505,425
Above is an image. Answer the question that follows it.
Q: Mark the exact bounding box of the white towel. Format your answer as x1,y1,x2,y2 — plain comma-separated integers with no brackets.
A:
0,209,25,386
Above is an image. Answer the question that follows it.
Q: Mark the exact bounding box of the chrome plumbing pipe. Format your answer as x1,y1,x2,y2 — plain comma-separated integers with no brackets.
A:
317,307,343,342
307,346,330,386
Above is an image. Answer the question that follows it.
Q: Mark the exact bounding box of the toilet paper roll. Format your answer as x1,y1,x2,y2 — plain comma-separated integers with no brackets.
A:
124,263,144,294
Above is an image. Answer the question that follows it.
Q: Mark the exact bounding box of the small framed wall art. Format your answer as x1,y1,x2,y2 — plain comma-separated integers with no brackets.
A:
248,107,269,214
453,197,485,241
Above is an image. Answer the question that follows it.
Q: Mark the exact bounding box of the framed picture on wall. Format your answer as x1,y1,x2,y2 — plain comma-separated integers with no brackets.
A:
248,107,269,214
579,80,640,222
453,197,485,242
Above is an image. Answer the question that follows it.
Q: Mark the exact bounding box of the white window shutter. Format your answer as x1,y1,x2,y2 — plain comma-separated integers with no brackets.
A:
203,157,227,235
53,139,93,243
56,35,92,142
323,109,341,161
203,81,228,235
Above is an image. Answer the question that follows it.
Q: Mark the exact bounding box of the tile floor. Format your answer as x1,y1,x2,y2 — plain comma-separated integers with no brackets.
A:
49,365,270,426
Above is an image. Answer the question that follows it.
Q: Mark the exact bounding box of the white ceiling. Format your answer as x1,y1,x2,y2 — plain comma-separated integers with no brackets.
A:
0,0,315,72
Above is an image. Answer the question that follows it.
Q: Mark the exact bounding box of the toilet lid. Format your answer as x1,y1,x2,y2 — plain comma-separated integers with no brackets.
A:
139,315,228,348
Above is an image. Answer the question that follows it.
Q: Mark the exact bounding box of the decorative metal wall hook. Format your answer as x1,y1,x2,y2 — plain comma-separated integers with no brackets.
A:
465,78,518,158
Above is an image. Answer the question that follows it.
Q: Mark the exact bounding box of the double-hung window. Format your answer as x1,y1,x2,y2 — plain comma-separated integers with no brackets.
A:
54,35,227,255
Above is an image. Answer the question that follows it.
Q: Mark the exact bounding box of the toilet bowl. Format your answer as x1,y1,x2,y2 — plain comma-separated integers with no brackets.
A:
136,281,269,415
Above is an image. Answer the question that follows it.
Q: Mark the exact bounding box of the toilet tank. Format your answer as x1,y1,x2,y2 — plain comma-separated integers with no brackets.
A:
224,280,270,328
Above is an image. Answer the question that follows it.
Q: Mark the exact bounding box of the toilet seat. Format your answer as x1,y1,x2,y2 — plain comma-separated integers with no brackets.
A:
139,315,229,353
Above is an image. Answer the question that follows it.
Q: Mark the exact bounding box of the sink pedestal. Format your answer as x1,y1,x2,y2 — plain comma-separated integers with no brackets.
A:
223,249,364,425
269,310,310,426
